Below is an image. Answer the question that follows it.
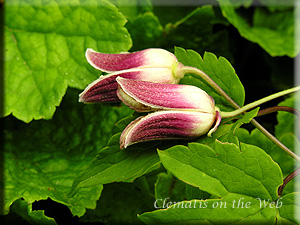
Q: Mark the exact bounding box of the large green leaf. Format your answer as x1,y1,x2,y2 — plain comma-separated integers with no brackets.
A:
69,133,161,196
3,88,133,217
139,141,284,224
142,190,300,224
175,47,245,111
4,0,132,122
139,193,277,224
218,0,298,57
157,141,282,200
141,192,300,224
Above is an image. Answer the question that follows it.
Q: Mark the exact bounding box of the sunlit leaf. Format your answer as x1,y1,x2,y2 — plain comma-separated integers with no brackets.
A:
4,0,132,122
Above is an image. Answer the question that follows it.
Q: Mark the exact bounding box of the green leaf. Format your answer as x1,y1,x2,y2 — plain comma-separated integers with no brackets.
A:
277,192,300,224
139,193,277,224
175,47,245,111
109,0,153,21
3,88,133,217
126,11,163,50
231,108,259,131
69,133,161,197
4,0,132,122
157,141,282,200
218,0,298,57
108,0,162,50
218,108,259,145
235,128,297,196
9,199,56,225
139,141,284,224
154,172,210,208
194,123,235,147
236,128,295,175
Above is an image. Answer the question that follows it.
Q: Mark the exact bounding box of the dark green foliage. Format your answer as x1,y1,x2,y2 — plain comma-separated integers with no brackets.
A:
3,0,298,224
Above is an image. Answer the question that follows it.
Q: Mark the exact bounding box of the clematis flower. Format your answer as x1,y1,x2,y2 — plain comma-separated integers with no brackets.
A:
79,48,184,103
117,78,221,149
116,77,215,113
119,111,220,149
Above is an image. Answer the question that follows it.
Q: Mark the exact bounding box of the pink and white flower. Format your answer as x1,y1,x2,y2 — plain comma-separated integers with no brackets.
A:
117,78,221,149
116,77,215,113
79,48,184,103
119,111,219,149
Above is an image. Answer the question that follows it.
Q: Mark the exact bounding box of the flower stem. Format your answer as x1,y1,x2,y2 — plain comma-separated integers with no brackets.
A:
182,66,240,108
182,66,300,162
220,86,300,118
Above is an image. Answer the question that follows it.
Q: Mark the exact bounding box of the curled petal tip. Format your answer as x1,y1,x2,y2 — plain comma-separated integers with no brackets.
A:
207,110,222,137
78,93,84,103
78,74,121,103
85,48,95,54
120,116,143,149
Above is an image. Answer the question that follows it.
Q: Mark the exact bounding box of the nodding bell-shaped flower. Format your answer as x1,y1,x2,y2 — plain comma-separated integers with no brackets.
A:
117,78,221,149
79,48,184,103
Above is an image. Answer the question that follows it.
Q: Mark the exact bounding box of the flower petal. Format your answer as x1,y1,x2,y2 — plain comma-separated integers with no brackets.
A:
86,48,178,73
117,77,215,113
79,67,180,103
79,73,120,103
208,110,221,137
120,111,216,149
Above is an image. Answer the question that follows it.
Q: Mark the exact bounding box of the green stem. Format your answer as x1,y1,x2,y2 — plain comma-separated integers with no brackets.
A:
220,86,300,118
182,66,300,162
182,66,240,109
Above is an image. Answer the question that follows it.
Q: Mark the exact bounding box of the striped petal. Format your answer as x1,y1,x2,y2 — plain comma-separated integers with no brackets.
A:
79,73,120,103
117,77,215,113
120,111,216,149
86,48,178,73
79,68,179,103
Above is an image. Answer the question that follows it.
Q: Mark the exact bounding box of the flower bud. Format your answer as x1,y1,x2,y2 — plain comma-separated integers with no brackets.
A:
116,77,215,113
117,78,221,149
79,48,184,103
120,111,218,149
